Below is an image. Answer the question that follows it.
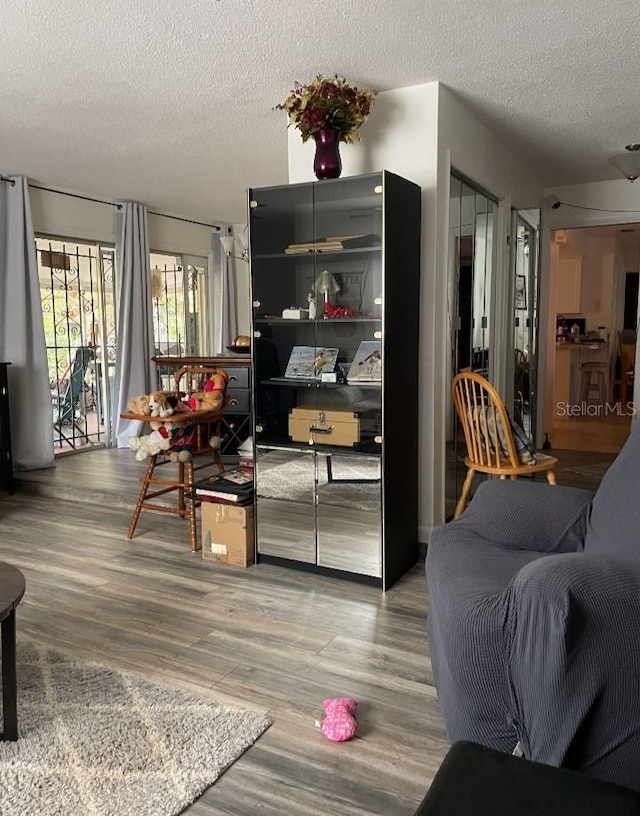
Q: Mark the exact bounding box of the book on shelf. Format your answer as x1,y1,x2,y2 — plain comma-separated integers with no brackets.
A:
194,469,254,503
328,233,380,249
284,242,343,255
197,492,253,506
284,233,380,254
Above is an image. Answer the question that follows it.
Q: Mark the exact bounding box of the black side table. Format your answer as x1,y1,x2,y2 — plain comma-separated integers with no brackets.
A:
0,363,14,495
0,562,25,741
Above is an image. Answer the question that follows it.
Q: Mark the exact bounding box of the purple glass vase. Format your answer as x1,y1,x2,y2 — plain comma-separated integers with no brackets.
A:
313,128,342,180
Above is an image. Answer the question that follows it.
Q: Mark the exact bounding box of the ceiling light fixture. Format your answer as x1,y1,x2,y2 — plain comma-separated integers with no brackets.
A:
609,144,640,182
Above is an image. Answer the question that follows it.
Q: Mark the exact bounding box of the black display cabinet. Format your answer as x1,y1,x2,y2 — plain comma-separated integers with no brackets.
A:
0,363,14,494
248,171,421,590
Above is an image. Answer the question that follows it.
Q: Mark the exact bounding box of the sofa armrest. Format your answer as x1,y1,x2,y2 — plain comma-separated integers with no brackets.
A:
440,479,593,554
506,553,640,788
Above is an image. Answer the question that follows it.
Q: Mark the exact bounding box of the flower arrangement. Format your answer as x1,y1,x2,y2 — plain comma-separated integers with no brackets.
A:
276,75,376,144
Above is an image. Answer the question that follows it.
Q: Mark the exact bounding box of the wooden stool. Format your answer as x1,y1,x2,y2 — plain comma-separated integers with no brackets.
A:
579,361,608,407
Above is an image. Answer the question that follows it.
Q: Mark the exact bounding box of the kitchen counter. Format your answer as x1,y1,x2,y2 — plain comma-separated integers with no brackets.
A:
554,342,610,416
556,340,608,350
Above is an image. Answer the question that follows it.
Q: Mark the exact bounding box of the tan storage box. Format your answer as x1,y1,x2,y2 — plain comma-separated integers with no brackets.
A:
201,503,255,567
289,406,378,447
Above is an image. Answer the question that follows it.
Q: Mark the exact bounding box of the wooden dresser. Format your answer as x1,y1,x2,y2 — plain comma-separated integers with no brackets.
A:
153,355,252,460
0,363,14,494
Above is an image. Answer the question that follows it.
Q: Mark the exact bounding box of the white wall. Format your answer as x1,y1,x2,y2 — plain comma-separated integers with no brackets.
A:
288,82,545,539
435,85,544,531
545,179,640,229
30,185,221,256
231,223,251,336
30,187,114,245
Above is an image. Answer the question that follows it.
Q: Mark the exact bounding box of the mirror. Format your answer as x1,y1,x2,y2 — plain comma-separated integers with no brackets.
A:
512,210,540,442
445,174,499,519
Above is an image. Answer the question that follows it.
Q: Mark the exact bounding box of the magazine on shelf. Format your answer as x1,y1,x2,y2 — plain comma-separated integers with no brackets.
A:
347,341,382,382
284,346,339,379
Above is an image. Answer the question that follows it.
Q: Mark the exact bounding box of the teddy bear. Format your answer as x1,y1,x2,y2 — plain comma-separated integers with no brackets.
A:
128,425,173,461
316,698,358,742
186,371,228,412
126,394,151,415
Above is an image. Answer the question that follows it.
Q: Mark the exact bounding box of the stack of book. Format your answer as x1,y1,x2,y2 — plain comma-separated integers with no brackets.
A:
284,233,380,255
194,469,254,505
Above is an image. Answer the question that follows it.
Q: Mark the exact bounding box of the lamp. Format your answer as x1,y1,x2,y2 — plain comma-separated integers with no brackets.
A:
609,144,640,182
315,269,340,305
219,225,249,261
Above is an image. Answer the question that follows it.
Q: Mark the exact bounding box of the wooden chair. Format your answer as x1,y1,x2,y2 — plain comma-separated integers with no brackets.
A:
452,371,557,519
614,339,635,408
52,345,95,447
122,364,229,552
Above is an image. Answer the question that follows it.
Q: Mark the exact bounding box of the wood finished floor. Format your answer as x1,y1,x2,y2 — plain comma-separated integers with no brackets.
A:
3,449,445,815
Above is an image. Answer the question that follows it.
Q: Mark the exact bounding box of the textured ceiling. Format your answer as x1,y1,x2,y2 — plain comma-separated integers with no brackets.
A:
1,0,639,223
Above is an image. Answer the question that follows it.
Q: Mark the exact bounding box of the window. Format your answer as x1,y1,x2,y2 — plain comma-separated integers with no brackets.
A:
37,237,116,452
151,252,209,389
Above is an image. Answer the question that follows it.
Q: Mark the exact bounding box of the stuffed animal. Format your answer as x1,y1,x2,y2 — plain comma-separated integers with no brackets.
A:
167,422,199,461
148,391,175,418
186,371,228,412
126,394,151,415
316,698,358,742
128,426,172,461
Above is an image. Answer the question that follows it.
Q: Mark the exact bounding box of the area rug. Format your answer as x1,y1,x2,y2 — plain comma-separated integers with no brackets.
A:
259,454,380,512
0,640,271,816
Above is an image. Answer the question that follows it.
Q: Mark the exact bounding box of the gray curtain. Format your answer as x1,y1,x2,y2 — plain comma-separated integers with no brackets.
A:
111,202,155,448
0,176,55,470
211,229,238,353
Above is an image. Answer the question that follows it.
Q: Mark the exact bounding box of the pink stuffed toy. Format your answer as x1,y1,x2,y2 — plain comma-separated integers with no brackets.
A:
316,698,357,742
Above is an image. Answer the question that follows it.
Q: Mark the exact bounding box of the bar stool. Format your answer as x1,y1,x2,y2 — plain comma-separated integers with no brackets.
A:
579,361,609,407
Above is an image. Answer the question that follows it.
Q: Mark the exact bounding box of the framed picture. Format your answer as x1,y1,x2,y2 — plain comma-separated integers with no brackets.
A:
347,341,382,382
515,275,527,310
284,346,339,379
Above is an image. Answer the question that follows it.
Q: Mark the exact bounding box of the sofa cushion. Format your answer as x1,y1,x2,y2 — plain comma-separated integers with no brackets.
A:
585,421,640,564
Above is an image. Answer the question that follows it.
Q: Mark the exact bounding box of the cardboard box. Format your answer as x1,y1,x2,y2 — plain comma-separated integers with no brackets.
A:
288,406,379,447
201,503,255,567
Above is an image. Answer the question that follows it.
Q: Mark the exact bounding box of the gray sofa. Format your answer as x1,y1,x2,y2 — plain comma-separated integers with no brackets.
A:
426,420,640,790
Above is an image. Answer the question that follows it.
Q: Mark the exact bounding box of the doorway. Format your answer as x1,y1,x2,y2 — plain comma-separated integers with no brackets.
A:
543,223,639,454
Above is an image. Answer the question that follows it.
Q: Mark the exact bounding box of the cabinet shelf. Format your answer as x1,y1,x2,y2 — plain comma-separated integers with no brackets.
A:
254,246,381,260
255,317,381,325
256,439,381,456
260,378,381,390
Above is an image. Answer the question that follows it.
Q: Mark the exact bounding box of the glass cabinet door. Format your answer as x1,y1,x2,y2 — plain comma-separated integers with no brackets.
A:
250,173,386,571
250,175,384,448
316,453,381,577
255,446,316,563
